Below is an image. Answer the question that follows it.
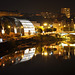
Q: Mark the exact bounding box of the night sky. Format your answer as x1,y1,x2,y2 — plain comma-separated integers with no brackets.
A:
0,0,75,13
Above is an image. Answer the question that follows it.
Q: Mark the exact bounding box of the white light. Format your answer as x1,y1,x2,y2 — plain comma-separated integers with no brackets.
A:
2,29,5,34
0,38,3,42
19,19,35,35
30,48,35,53
25,49,29,54
70,44,75,46
42,53,44,55
43,31,44,33
61,43,68,46
49,52,53,55
14,27,17,34
51,52,53,55
70,33,75,35
15,51,18,53
60,33,68,36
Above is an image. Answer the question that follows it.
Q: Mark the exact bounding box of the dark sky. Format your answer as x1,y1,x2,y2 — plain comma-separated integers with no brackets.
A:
0,0,75,13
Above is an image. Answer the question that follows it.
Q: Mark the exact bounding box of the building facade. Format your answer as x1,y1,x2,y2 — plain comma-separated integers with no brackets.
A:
0,16,24,35
61,8,70,18
19,19,35,35
0,11,23,17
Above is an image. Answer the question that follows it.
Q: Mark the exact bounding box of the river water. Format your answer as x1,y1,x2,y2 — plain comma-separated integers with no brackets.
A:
0,40,75,75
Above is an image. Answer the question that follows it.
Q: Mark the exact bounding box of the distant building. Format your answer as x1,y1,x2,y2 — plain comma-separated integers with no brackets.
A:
0,11,23,17
41,12,57,19
61,8,70,18
52,22,63,33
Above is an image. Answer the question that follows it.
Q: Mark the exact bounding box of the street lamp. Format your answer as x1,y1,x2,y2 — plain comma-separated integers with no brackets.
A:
43,23,47,26
59,24,61,26
8,25,11,28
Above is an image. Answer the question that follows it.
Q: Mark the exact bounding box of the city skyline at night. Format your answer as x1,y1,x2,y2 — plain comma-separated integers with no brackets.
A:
0,1,75,75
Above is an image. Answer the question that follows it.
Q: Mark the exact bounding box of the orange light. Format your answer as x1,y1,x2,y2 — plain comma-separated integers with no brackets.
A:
8,26,11,28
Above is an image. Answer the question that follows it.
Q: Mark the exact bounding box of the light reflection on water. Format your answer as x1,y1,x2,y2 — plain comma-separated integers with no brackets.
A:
0,48,35,67
0,41,75,67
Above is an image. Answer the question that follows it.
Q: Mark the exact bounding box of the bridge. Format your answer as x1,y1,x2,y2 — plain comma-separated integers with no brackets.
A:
58,31,75,36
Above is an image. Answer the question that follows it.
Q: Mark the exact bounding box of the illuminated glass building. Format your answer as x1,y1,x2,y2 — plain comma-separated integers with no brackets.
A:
0,16,35,36
19,19,35,35
0,16,24,35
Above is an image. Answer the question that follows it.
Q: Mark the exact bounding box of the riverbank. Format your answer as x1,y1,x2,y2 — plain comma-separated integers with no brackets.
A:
0,35,63,57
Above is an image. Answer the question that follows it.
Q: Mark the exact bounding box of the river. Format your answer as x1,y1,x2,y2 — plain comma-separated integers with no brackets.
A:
0,40,75,75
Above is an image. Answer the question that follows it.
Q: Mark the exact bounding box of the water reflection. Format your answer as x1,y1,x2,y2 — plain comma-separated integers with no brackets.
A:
35,41,75,60
0,48,35,67
0,41,75,67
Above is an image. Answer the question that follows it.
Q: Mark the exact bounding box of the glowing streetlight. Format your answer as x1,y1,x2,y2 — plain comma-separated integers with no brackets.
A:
64,25,66,27
21,54,24,58
35,54,37,56
44,52,48,56
21,26,23,28
8,25,11,33
59,24,61,26
43,23,47,26
8,25,11,28
42,53,44,55
12,60,14,63
3,63,5,67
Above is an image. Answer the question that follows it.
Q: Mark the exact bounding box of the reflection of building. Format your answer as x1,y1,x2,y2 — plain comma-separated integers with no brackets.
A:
61,8,70,18
35,41,75,60
0,48,35,67
19,19,35,35
20,48,35,62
